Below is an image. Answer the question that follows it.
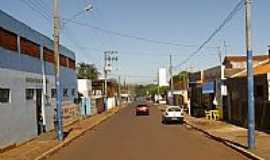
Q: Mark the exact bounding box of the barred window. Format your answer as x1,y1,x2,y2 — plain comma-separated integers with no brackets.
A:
26,89,35,100
0,88,10,103
63,88,68,97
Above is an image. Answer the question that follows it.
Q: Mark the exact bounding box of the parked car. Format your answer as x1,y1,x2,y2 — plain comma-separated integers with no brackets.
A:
162,106,184,124
136,104,149,115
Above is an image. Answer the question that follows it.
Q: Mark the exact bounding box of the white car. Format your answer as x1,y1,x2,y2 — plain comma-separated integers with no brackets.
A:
162,106,184,124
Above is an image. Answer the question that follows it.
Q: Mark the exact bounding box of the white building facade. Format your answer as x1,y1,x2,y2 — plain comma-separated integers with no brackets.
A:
0,10,77,149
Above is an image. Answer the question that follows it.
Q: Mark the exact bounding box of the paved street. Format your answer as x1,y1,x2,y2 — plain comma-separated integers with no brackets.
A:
47,103,247,160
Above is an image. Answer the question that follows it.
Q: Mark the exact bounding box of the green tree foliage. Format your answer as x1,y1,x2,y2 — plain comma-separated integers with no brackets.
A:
77,63,99,80
135,85,145,97
173,71,188,82
135,84,169,97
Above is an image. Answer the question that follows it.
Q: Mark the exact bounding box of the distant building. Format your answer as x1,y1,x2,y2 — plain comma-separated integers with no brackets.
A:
0,10,77,149
189,54,269,118
172,80,188,107
92,79,118,112
225,61,270,130
158,68,169,87
77,79,93,116
78,79,92,97
223,55,269,69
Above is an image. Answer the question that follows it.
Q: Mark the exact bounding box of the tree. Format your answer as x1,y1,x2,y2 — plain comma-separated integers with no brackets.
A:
77,63,99,80
173,71,188,82
135,85,145,97
134,84,169,97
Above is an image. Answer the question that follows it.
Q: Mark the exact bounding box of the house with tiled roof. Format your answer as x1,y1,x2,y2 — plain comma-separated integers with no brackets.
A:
188,54,269,118
223,55,269,69
225,60,270,130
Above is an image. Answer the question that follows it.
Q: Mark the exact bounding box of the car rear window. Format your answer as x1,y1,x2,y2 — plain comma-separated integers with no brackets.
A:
168,108,181,112
137,105,147,108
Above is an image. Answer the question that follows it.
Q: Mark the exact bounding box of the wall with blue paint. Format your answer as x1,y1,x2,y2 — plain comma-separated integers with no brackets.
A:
0,10,77,149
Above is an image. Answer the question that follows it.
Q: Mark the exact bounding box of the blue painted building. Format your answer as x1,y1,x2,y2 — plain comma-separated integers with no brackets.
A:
0,10,77,149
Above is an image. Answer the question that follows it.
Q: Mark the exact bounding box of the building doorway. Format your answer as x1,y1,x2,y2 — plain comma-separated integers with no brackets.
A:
36,89,43,135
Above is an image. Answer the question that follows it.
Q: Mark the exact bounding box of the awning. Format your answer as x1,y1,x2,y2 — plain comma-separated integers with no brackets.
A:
202,81,214,94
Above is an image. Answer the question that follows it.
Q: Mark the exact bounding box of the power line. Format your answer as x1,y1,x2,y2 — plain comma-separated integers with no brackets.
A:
63,19,200,48
18,1,214,51
173,0,245,69
20,0,51,21
62,10,86,27
40,0,51,7
30,0,52,16
20,0,238,62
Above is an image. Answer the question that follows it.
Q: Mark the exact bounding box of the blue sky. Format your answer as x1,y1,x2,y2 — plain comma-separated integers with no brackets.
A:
0,0,269,84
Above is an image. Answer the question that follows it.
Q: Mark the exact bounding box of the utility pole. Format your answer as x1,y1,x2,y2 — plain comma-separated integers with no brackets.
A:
104,51,118,109
118,76,121,106
169,54,174,105
245,0,255,149
53,0,63,141
218,47,222,65
127,81,129,103
169,54,174,92
223,41,228,57
104,52,108,99
218,46,224,119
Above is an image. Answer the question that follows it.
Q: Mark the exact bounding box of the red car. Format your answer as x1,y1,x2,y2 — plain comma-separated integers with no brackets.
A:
136,104,149,115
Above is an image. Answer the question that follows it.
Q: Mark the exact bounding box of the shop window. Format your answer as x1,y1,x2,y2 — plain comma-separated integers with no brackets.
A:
26,89,35,100
51,88,56,98
0,88,10,103
20,37,40,58
0,27,17,52
43,47,55,63
63,88,68,97
255,85,264,98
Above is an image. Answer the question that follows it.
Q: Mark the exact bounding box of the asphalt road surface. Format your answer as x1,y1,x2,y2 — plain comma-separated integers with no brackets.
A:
47,103,248,160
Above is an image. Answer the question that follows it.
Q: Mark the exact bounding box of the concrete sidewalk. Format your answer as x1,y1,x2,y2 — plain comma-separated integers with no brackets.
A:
185,115,270,160
0,106,124,160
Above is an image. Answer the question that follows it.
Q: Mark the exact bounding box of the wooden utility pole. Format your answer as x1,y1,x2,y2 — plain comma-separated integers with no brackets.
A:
53,0,63,141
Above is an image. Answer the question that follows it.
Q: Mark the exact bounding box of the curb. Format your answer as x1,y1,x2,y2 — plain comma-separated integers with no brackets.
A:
0,119,81,154
34,108,120,160
184,120,264,160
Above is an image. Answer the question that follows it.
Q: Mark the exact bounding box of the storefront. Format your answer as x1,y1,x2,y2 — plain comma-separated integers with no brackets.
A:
202,81,216,110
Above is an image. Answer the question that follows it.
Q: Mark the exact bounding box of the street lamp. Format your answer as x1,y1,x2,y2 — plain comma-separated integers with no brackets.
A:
85,4,94,12
62,2,94,28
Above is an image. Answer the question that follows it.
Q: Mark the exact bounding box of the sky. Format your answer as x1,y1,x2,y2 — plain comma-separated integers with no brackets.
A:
0,0,269,84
